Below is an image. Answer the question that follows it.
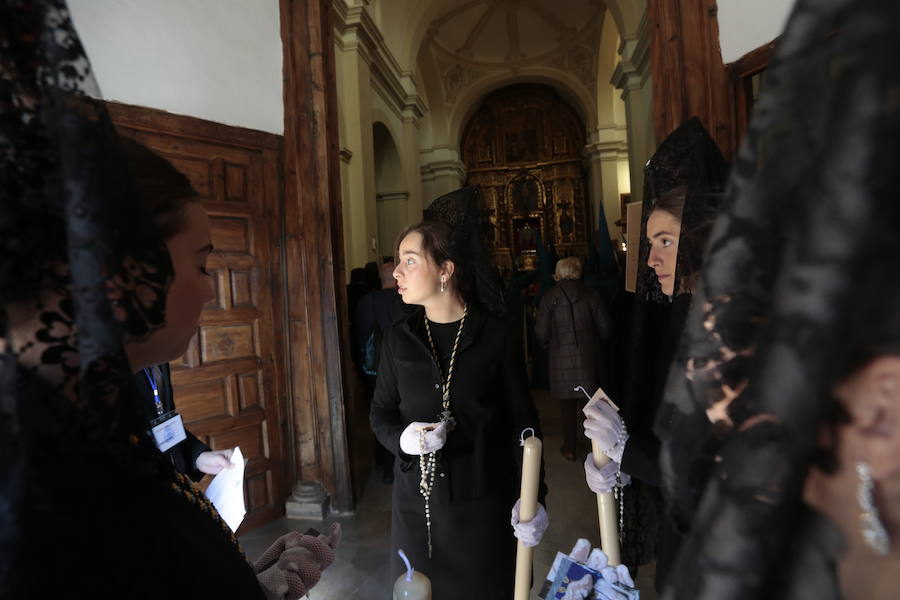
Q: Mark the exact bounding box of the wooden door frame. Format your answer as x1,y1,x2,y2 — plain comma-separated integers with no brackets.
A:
279,0,354,511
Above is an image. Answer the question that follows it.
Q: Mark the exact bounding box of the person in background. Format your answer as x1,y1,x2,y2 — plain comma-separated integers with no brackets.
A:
535,256,610,461
371,188,548,600
135,363,235,480
354,260,399,482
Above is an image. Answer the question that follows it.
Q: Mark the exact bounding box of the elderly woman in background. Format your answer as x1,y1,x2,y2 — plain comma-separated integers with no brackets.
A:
536,256,610,461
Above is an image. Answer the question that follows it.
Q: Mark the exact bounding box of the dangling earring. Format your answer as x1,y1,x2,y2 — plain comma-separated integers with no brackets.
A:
440,276,445,293
857,461,890,555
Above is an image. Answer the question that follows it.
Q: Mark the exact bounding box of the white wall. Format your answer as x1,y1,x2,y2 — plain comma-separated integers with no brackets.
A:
717,0,795,63
69,0,283,134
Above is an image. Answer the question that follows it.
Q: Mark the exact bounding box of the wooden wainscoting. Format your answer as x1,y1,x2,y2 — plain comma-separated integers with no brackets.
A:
109,102,287,533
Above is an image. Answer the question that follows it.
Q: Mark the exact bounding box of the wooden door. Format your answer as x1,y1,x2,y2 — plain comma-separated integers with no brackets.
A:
111,104,286,533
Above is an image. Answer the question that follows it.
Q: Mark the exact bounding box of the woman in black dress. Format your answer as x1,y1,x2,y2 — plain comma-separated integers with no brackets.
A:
371,188,548,600
581,118,728,591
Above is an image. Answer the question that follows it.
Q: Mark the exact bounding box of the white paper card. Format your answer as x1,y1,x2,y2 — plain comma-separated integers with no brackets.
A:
204,446,246,532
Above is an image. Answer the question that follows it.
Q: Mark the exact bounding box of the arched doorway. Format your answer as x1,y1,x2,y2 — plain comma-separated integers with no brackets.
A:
461,84,589,271
372,121,406,260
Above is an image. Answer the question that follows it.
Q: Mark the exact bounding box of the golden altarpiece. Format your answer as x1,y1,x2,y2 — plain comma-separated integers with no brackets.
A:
461,85,589,271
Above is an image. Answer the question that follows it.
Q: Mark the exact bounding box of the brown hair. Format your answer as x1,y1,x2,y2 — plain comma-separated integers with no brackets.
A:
394,220,474,303
650,185,687,222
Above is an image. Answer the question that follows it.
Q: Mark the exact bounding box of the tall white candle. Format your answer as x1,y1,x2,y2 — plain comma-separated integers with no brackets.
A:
584,386,621,566
591,440,621,566
514,433,543,600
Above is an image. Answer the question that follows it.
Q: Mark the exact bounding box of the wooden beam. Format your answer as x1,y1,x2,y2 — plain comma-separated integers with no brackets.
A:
647,0,735,159
279,0,353,511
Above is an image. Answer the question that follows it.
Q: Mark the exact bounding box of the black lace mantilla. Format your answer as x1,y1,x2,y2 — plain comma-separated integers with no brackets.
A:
657,0,900,597
2,2,260,596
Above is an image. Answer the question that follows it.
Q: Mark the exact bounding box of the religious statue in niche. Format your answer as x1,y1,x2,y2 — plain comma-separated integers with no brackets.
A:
509,175,541,214
559,208,575,241
513,218,542,270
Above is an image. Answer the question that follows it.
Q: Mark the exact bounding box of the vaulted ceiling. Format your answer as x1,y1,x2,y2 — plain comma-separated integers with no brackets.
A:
428,0,605,66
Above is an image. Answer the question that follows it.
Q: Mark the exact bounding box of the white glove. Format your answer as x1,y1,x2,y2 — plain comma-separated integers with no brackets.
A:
510,500,549,547
584,454,631,494
586,547,636,600
583,393,628,463
562,574,594,600
399,421,447,455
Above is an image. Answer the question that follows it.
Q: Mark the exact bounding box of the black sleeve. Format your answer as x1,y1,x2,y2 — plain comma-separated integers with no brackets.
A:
501,323,548,506
176,432,211,482
620,430,662,488
369,329,412,463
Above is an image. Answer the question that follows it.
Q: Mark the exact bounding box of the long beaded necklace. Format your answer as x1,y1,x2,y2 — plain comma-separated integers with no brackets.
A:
419,304,467,558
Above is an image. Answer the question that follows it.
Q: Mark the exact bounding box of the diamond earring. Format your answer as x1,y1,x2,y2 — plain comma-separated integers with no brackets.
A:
857,461,890,555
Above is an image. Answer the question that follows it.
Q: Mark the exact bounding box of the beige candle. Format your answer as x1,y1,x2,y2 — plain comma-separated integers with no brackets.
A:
514,432,543,600
586,386,621,566
393,550,431,600
590,439,621,566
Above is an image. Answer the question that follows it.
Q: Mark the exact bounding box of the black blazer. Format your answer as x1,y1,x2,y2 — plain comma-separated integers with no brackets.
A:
135,363,210,481
370,303,546,504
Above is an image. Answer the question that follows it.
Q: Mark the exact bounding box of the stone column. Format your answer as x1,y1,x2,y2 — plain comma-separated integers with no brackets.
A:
419,146,466,206
612,12,654,206
584,125,629,237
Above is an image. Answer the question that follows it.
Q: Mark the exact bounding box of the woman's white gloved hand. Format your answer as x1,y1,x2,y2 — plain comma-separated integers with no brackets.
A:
585,547,636,599
399,421,448,455
582,392,628,463
583,453,630,494
510,500,549,547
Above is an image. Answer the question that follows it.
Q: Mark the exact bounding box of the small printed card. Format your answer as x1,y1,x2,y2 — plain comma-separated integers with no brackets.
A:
539,552,639,600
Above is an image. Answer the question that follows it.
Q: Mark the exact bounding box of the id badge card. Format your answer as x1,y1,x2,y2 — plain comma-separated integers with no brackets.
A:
150,412,187,452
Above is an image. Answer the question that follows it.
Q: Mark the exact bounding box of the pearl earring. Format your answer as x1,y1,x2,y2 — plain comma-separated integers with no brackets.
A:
440,277,445,293
857,461,890,555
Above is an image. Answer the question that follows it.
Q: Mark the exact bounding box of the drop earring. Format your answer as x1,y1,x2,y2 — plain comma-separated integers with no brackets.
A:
857,461,890,555
440,276,445,293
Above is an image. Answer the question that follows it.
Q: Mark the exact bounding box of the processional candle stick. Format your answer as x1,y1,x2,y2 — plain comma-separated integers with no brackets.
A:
514,429,543,600
579,386,621,566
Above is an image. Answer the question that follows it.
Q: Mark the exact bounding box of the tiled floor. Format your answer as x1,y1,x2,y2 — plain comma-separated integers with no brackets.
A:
239,391,658,599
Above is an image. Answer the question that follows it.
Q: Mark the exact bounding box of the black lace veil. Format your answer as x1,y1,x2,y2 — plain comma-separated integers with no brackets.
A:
635,117,729,304
1,2,262,596
423,185,506,316
657,0,900,597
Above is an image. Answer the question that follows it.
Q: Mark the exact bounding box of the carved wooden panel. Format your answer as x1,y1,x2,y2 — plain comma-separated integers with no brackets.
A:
109,102,285,533
462,85,590,269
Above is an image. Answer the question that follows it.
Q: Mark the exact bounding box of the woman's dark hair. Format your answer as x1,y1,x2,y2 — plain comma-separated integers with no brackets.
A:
395,220,475,304
120,137,198,240
650,185,717,294
649,185,686,222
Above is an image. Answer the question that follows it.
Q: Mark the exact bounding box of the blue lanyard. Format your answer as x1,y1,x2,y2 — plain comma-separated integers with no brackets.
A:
143,367,164,417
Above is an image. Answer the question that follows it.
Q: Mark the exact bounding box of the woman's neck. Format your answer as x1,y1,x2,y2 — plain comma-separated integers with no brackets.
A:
424,294,466,323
